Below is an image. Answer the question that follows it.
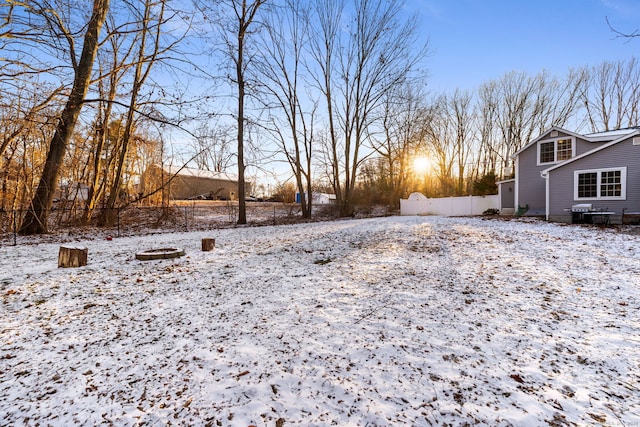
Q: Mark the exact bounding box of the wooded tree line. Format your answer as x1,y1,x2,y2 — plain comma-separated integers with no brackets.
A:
362,59,640,203
0,0,178,233
1,0,638,234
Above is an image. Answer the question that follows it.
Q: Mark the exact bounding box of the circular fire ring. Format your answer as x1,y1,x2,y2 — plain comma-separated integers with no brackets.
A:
135,248,185,261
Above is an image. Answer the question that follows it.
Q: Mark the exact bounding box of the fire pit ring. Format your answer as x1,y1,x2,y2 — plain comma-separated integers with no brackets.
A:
135,248,185,261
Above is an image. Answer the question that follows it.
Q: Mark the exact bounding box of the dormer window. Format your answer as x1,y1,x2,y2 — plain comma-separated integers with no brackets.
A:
538,137,574,165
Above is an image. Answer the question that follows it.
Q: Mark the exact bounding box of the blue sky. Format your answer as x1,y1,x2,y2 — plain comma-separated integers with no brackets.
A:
407,0,640,92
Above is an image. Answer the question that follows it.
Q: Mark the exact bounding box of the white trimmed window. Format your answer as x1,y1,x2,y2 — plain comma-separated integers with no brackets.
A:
574,167,627,200
538,137,575,165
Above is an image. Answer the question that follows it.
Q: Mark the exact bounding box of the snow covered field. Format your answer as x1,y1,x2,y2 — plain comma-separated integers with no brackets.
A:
1,216,639,426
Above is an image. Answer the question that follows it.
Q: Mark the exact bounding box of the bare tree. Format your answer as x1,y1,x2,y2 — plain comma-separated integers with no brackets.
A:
475,80,499,178
0,86,63,161
191,124,235,173
99,0,171,225
371,82,430,202
530,69,584,132
307,0,344,209
16,0,110,235
198,0,267,223
310,0,428,216
425,95,456,196
581,58,640,132
475,70,582,179
82,11,138,223
236,0,266,223
448,89,475,195
494,71,538,170
0,86,59,211
256,0,316,217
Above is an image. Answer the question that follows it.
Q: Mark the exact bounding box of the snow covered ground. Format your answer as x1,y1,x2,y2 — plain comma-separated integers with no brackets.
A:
1,215,639,426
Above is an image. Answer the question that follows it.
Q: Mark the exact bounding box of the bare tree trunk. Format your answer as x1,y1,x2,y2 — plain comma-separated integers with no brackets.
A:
236,25,247,224
19,0,110,235
309,0,344,212
236,0,265,224
83,69,117,224
229,0,265,225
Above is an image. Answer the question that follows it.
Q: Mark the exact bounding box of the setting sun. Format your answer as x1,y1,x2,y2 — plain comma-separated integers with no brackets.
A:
412,156,431,174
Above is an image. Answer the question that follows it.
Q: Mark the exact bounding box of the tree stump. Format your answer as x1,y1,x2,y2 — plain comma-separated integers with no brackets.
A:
58,246,88,268
201,238,216,252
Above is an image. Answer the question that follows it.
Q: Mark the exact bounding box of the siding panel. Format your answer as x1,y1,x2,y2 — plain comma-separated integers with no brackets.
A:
516,135,605,215
547,137,640,222
517,145,546,214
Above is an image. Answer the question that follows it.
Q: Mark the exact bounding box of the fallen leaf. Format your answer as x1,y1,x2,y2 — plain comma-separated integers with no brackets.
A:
235,370,250,379
510,374,525,384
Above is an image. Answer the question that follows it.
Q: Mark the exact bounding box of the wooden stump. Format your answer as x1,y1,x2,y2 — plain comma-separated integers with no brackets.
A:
201,238,216,252
58,246,88,268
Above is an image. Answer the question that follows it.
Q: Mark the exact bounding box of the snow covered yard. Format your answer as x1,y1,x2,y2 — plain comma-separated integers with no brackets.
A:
1,216,639,426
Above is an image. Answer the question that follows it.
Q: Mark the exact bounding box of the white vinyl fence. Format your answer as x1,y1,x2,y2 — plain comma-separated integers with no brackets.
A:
400,193,500,216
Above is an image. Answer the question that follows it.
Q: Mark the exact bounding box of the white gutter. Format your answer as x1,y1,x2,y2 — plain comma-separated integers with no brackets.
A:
542,170,549,220
514,156,520,210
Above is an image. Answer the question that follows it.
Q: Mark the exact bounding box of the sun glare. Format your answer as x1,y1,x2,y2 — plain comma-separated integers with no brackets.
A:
412,156,431,174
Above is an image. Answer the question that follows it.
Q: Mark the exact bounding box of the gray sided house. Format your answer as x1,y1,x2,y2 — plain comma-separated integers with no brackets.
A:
513,128,608,215
511,126,640,223
543,130,640,223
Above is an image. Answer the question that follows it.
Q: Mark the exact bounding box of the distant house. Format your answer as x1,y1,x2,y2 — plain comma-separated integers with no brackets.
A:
139,165,243,201
54,182,89,204
507,126,640,223
296,192,336,205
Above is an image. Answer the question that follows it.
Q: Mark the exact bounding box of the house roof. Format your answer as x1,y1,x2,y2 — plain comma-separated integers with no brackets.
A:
161,165,238,182
583,126,640,141
540,129,640,176
495,178,515,185
512,127,580,158
512,126,640,158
